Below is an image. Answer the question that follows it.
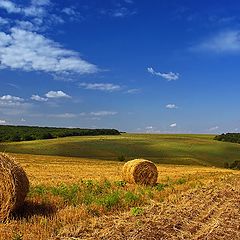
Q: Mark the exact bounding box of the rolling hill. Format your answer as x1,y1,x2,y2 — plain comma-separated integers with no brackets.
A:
1,133,240,167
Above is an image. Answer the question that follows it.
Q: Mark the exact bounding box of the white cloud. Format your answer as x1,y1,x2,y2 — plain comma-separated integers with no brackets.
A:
112,8,128,17
79,83,121,92
49,113,77,118
0,0,21,14
146,126,153,130
0,27,98,75
62,7,77,16
31,0,50,6
166,104,178,109
0,16,8,25
15,20,38,31
193,30,240,53
0,119,6,124
0,95,29,109
61,7,81,22
0,0,49,17
90,111,118,116
126,88,141,94
0,95,23,101
147,67,179,81
209,126,219,131
170,123,177,127
31,94,48,102
45,91,71,99
0,94,31,116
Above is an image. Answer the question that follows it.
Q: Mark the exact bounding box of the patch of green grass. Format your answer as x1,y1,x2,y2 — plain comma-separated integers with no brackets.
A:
27,179,171,213
114,180,126,187
124,191,140,204
131,207,144,216
28,185,48,197
155,183,168,191
50,184,79,206
97,191,120,210
175,178,187,185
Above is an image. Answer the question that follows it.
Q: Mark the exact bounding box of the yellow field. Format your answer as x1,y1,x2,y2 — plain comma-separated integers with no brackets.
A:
0,153,239,240
13,153,233,185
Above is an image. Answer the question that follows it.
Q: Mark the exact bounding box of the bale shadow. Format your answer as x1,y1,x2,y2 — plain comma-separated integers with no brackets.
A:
12,200,57,220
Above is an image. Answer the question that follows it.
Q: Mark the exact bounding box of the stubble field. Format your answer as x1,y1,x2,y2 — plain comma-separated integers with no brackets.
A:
0,134,239,239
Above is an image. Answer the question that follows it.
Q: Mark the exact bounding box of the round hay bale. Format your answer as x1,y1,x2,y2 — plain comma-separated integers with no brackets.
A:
0,153,29,222
122,159,158,186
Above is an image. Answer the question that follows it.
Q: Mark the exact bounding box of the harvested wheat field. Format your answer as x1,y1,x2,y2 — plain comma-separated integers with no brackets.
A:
0,153,239,240
75,173,240,240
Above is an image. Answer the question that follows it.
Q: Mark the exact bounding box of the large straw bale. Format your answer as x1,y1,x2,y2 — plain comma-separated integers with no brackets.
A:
0,153,29,221
122,159,158,186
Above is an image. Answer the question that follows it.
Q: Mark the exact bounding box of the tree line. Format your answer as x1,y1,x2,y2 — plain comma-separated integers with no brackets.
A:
0,125,120,142
214,133,240,144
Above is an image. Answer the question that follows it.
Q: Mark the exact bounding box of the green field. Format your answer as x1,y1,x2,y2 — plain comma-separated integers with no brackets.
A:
1,133,240,167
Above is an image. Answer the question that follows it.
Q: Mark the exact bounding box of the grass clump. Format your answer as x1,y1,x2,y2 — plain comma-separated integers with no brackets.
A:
28,185,47,197
175,178,187,185
155,183,168,191
97,191,120,210
131,207,144,216
50,184,79,206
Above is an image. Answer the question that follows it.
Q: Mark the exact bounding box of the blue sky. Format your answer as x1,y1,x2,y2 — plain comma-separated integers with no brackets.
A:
0,0,240,133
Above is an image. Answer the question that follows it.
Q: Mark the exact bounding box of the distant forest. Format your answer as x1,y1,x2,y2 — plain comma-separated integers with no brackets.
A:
214,133,240,144
0,125,120,142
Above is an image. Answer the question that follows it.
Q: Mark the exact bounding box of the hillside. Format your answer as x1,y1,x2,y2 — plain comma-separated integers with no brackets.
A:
1,134,240,167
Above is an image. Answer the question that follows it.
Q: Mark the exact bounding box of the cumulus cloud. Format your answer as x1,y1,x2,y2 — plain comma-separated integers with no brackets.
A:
79,83,121,92
0,95,29,109
90,111,118,116
0,28,98,75
192,30,240,53
166,104,178,109
0,95,23,101
170,123,177,127
31,94,48,102
45,91,71,99
147,67,179,81
0,120,6,124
